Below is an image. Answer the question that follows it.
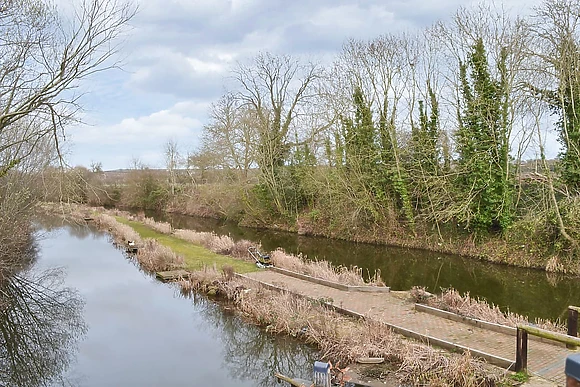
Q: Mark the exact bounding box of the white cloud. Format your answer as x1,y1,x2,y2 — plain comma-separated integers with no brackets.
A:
68,101,208,169
186,58,227,74
61,0,548,169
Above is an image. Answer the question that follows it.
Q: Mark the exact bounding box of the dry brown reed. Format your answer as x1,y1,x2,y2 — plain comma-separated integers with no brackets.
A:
270,249,385,287
173,229,236,254
94,214,142,245
229,239,255,260
222,265,235,281
179,275,504,387
173,229,212,244
412,287,565,333
545,256,565,273
207,234,235,254
178,266,221,293
141,217,173,234
136,239,184,272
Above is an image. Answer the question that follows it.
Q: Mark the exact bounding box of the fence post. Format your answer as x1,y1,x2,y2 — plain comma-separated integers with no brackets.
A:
516,327,528,373
568,307,579,350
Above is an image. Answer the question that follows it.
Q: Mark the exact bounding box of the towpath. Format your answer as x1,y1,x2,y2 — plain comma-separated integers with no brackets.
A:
243,269,571,386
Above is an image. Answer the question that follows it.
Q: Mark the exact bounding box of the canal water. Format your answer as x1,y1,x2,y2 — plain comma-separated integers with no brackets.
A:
151,211,580,322
0,219,319,387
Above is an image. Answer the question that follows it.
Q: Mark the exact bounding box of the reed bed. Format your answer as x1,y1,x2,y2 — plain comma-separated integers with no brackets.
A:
270,249,385,287
94,214,142,245
229,239,254,260
411,287,565,333
141,217,172,234
137,239,184,272
179,273,504,387
173,229,236,255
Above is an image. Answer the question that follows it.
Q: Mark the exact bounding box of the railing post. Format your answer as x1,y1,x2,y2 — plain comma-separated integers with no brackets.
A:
516,327,528,373
568,306,579,350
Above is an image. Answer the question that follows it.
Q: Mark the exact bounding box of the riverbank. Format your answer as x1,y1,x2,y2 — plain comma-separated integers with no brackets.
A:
164,197,579,276
43,203,569,386
73,170,580,275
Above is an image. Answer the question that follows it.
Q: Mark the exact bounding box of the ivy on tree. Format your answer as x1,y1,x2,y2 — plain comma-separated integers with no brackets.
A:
456,38,514,233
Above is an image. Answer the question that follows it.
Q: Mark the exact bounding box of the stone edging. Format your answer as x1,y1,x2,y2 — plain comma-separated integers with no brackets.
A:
235,273,513,370
267,266,390,293
415,303,566,348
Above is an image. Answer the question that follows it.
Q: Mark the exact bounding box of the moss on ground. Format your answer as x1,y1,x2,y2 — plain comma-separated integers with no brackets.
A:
116,217,258,274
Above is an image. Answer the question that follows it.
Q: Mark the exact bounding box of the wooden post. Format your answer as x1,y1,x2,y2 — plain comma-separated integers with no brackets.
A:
568,306,579,350
516,327,528,373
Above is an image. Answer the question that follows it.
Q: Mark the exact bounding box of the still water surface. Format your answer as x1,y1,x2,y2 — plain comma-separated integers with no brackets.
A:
151,211,580,322
0,219,318,386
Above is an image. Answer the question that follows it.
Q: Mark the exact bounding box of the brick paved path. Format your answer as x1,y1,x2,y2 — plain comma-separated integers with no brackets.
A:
244,270,571,386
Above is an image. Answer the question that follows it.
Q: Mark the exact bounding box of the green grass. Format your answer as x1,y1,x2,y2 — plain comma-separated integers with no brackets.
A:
509,371,529,383
116,217,258,274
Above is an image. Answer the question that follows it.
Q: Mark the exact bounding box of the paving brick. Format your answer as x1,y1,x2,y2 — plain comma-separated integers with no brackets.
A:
245,270,572,386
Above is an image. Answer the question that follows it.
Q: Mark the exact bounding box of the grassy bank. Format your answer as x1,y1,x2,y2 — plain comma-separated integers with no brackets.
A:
115,217,257,274
65,166,580,275
165,193,578,275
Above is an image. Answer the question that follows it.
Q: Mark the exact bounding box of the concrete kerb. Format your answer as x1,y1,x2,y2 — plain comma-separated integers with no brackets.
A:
235,273,513,370
267,266,390,293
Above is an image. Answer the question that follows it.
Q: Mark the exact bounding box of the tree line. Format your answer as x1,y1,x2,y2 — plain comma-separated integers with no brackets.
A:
186,0,580,258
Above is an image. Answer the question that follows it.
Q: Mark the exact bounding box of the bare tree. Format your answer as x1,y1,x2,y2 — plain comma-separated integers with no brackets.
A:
521,0,580,250
527,0,580,193
164,139,179,196
201,93,257,179
0,0,136,173
0,0,135,281
232,52,327,214
331,34,416,225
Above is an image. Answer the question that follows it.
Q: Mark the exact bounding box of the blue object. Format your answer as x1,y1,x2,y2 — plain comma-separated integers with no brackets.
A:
313,361,331,387
313,361,330,375
566,353,580,380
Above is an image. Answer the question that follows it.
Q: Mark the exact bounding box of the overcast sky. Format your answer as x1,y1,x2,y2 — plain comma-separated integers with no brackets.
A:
66,0,542,170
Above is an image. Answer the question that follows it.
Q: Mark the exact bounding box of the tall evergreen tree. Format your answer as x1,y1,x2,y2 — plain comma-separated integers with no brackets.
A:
341,87,414,225
376,94,414,226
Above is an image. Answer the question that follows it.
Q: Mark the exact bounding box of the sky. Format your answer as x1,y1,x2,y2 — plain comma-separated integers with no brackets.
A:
66,0,542,170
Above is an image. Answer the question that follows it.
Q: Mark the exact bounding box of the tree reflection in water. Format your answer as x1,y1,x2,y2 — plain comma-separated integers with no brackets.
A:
184,291,318,387
0,268,86,387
